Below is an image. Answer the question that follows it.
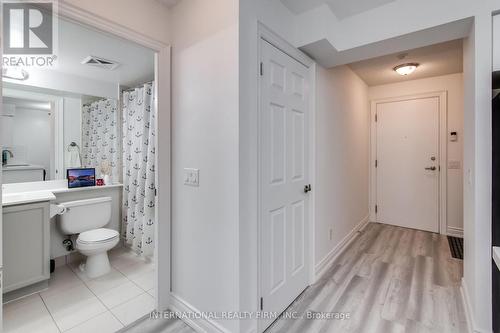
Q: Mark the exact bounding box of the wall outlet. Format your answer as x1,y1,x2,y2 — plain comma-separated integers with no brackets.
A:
184,168,199,187
448,160,461,170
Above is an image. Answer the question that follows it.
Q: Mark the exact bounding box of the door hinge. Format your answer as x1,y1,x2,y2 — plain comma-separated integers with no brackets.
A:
375,205,378,214
260,62,264,76
260,297,263,311
375,114,378,122
375,159,378,168
155,188,158,197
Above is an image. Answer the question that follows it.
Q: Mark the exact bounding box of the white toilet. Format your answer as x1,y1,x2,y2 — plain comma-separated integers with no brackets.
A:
58,197,119,278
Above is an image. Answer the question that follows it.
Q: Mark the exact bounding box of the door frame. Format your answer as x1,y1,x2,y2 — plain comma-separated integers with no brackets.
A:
369,91,448,234
256,23,316,333
33,3,171,311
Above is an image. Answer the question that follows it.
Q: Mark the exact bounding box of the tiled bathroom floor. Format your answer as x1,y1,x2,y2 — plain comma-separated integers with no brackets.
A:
3,247,156,333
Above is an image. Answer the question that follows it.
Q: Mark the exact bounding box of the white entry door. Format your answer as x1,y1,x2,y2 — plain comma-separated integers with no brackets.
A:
375,97,439,233
259,39,310,330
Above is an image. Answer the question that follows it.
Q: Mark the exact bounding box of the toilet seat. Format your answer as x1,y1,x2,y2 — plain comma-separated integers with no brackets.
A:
77,228,119,244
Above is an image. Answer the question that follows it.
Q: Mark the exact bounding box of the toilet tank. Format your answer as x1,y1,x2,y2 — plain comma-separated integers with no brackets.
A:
58,197,112,235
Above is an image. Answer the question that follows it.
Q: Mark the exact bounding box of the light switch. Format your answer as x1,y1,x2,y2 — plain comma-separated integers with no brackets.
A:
184,168,199,187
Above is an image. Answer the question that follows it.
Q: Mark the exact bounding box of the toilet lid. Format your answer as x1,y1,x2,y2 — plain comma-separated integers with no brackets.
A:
78,228,119,243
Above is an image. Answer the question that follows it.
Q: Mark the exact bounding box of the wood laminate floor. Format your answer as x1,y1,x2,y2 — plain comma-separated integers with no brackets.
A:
123,223,466,333
266,222,466,333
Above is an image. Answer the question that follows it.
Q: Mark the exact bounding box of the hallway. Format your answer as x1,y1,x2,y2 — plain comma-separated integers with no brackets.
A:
266,223,466,333
126,223,466,333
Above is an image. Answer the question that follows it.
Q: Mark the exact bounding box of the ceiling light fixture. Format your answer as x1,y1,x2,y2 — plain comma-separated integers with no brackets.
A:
393,63,419,76
2,68,29,81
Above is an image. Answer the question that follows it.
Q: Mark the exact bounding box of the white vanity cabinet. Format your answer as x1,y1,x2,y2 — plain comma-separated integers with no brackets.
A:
2,202,50,293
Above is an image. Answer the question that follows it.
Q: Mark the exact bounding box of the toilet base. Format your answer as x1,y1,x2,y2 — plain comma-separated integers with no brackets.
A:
82,252,111,279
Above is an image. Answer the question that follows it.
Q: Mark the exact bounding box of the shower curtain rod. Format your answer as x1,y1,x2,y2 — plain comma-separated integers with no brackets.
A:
121,80,154,92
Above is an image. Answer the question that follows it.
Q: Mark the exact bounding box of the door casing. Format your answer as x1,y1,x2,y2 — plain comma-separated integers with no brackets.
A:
0,2,172,313
257,23,316,333
369,91,448,234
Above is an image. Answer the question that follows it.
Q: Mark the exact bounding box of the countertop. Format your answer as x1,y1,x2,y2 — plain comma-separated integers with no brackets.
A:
494,247,500,271
2,180,123,207
2,191,56,206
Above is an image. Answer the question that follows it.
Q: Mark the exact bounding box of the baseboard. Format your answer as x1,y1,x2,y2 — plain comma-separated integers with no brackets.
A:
447,226,464,238
461,278,492,333
314,215,370,280
461,278,474,333
169,292,232,333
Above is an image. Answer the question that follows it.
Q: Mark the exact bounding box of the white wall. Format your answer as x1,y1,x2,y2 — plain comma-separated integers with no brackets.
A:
4,69,119,100
10,108,51,173
492,13,500,72
462,13,493,332
369,73,464,236
60,0,170,44
315,65,369,266
63,97,82,173
170,1,239,332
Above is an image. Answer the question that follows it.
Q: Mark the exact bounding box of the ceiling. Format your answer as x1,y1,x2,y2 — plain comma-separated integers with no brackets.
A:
347,39,463,86
53,18,154,87
280,0,396,19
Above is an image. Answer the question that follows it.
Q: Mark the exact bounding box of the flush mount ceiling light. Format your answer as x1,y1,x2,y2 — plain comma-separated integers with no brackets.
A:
393,63,419,76
2,68,29,81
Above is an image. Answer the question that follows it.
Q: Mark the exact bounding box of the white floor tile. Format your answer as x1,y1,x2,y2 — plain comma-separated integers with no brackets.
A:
129,269,155,291
40,265,84,298
108,246,133,259
65,311,123,333
41,284,107,331
67,260,91,282
3,294,59,333
115,261,154,280
84,268,129,295
97,281,144,309
110,255,152,275
110,293,155,327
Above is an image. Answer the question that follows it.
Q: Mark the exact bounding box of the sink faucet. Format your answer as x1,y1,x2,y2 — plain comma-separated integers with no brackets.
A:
2,149,13,166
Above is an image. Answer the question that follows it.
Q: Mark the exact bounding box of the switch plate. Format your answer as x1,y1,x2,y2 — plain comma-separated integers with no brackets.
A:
184,168,199,187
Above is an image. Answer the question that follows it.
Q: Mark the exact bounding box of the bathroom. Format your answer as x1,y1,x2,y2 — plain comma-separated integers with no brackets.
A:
1,15,158,332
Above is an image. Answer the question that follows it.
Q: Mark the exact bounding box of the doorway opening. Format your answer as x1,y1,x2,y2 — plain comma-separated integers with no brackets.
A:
0,4,171,332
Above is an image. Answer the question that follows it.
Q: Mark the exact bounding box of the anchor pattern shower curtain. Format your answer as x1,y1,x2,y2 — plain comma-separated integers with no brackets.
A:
122,83,156,256
82,99,119,182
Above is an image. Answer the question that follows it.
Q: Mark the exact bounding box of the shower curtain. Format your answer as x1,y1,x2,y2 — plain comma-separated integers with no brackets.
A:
122,83,156,256
82,99,119,182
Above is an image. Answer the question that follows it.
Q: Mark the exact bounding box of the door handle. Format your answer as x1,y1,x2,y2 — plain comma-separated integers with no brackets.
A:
425,166,436,171
304,184,312,193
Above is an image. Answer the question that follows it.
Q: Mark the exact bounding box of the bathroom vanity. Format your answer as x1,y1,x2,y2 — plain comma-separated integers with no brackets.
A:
2,202,50,295
1,180,122,301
